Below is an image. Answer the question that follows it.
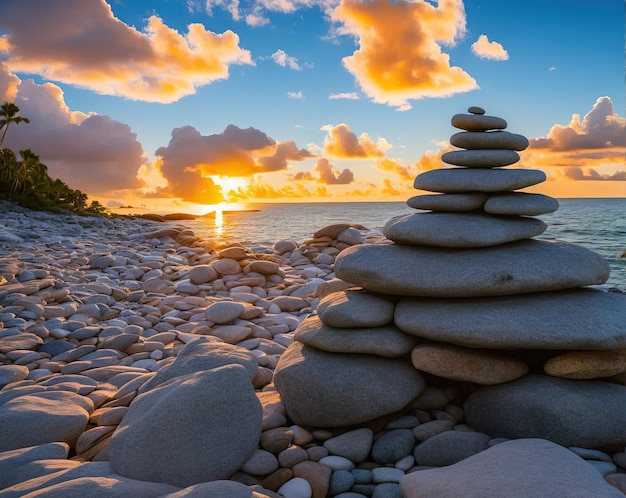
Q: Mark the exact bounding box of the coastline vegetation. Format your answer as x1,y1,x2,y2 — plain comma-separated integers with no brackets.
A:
0,101,108,216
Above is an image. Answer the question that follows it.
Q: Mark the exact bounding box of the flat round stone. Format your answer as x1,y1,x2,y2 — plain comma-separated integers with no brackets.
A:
484,192,559,215
450,131,529,151
411,343,529,385
334,240,610,298
441,149,520,168
414,168,546,193
543,349,626,379
467,106,485,115
451,114,507,131
294,315,418,357
394,289,626,350
317,289,395,328
407,193,488,212
383,212,547,247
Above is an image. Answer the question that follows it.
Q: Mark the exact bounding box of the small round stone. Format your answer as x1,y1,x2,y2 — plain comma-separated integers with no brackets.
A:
468,106,485,115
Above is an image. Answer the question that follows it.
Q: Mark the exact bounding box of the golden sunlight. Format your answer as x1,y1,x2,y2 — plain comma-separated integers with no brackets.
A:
211,175,248,197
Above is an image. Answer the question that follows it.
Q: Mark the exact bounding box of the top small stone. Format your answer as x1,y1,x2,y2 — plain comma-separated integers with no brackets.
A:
468,106,485,115
451,114,507,132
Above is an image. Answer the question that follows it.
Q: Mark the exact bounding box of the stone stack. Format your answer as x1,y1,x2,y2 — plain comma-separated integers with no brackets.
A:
274,106,626,451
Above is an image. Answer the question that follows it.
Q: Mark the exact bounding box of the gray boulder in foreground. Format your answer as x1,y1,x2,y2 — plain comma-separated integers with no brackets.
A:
334,240,610,298
400,438,624,498
463,375,626,450
274,342,425,427
395,288,626,350
109,364,262,487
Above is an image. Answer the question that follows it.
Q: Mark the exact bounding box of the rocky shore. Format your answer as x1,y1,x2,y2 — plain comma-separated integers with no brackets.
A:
0,200,624,497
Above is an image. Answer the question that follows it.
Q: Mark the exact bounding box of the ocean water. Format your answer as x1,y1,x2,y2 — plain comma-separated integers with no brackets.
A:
180,199,626,288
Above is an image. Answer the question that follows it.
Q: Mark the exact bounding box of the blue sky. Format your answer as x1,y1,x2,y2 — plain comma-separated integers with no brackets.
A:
0,0,623,210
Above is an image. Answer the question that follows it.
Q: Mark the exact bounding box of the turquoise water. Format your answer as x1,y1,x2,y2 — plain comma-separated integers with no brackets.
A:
183,199,626,288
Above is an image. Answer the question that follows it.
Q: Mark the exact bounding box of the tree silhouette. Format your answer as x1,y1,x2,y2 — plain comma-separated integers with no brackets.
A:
0,101,30,148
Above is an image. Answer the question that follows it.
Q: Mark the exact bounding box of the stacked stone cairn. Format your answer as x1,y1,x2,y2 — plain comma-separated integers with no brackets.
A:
274,106,626,462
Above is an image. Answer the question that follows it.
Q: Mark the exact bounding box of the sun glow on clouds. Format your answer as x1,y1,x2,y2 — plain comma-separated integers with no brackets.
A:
471,34,509,61
332,0,477,110
322,123,390,158
0,0,253,103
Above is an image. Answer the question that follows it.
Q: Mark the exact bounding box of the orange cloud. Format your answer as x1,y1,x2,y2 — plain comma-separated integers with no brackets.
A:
290,158,355,184
0,66,146,194
471,34,509,61
322,123,389,158
226,180,323,200
332,0,477,109
374,158,416,181
153,124,314,201
0,0,253,103
523,96,626,180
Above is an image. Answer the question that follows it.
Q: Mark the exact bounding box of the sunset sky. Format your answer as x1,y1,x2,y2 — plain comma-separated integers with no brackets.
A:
0,0,624,212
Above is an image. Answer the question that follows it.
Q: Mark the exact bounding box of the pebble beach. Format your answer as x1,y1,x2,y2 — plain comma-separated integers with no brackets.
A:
1,108,625,498
0,201,624,498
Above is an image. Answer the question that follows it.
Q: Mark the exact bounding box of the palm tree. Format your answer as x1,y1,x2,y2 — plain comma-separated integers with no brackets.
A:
0,102,30,148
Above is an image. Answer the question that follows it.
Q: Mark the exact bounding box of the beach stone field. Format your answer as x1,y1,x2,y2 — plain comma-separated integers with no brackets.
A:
1,107,626,497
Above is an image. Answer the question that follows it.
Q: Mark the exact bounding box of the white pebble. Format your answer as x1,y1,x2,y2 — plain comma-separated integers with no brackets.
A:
277,477,312,498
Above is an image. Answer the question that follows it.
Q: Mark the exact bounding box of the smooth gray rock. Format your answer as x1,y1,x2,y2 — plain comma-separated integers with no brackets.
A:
323,428,374,463
0,391,92,452
371,429,415,464
413,430,491,466
161,480,270,497
441,149,520,167
449,130,529,150
383,212,546,247
406,193,488,212
400,438,624,498
451,113,507,131
317,290,395,328
295,315,418,357
274,342,425,427
467,106,485,114
484,192,559,215
109,365,262,487
463,375,626,449
0,443,70,489
395,288,626,350
139,337,257,392
0,461,114,498
13,476,180,497
414,168,546,193
334,240,610,298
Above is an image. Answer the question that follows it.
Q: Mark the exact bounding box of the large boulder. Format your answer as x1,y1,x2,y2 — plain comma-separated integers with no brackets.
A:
335,240,610,298
0,390,92,452
394,288,626,350
463,375,626,450
274,342,425,427
139,337,258,393
109,364,262,487
400,438,624,498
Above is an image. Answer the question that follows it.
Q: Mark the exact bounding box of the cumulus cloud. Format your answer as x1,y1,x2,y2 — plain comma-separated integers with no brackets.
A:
329,92,360,100
289,158,354,184
559,167,626,181
331,0,477,109
322,123,390,158
523,96,626,180
471,34,509,60
313,158,354,184
226,180,326,200
0,66,146,194
272,49,302,70
288,91,305,99
153,124,313,201
0,0,253,103
374,158,416,181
